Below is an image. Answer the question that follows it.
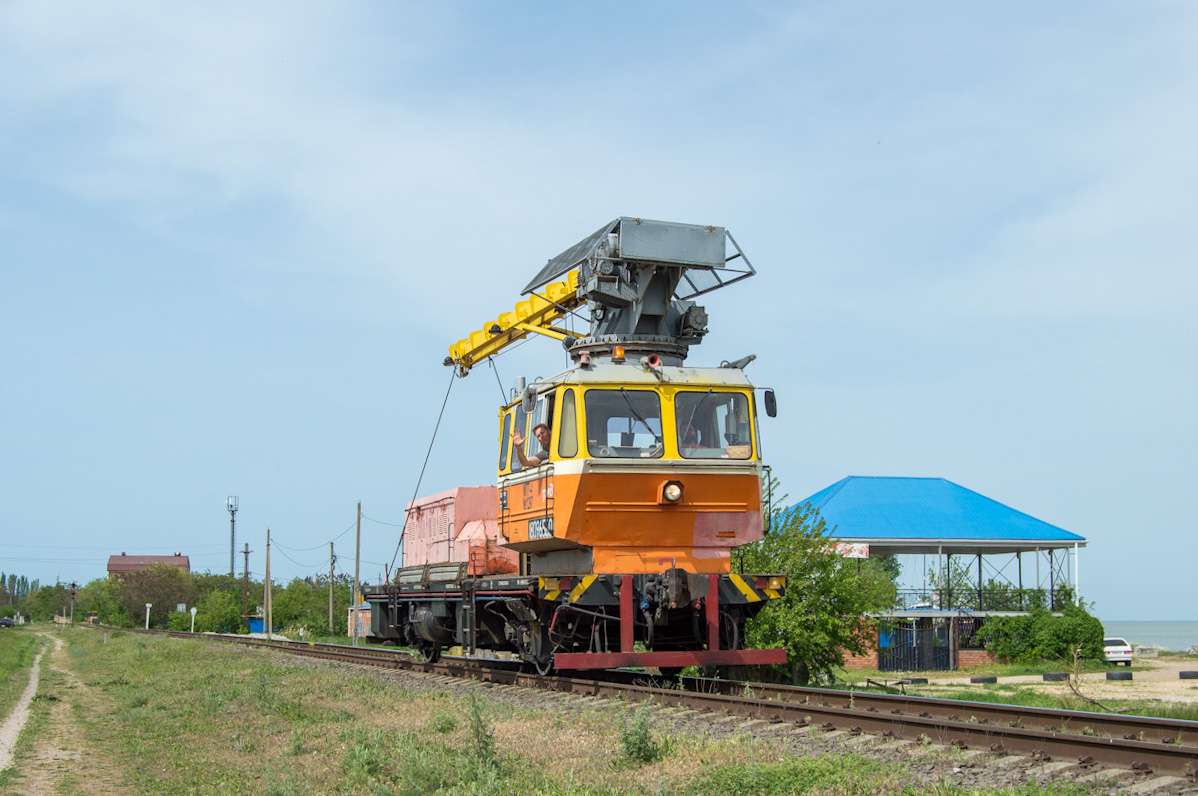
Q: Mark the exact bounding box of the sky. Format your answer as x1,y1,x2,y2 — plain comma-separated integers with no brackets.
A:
1,2,1194,622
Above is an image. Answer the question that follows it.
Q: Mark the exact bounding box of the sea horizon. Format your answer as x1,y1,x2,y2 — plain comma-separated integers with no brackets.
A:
1099,620,1198,651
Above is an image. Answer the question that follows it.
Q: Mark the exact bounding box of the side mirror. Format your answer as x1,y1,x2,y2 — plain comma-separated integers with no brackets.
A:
764,389,777,418
521,386,537,414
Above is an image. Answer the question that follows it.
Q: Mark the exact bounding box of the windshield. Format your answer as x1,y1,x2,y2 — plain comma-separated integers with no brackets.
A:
675,390,753,459
584,389,663,458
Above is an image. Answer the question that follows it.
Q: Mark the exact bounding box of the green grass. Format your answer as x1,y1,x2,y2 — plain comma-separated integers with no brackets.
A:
687,754,1095,795
0,628,42,721
0,628,1139,795
0,635,56,792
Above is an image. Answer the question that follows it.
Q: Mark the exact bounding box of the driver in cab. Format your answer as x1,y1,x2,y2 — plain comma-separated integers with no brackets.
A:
511,423,550,468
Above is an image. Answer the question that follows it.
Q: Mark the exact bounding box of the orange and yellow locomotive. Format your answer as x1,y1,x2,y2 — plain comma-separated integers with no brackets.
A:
365,218,785,673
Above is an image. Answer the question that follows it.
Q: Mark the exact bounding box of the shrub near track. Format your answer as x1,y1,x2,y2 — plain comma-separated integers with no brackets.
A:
45,629,1102,796
0,628,41,720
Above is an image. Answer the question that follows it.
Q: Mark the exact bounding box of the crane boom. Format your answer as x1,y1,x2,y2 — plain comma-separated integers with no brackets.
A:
446,270,581,374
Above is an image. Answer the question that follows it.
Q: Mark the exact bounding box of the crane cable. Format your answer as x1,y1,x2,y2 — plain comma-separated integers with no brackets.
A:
388,366,457,575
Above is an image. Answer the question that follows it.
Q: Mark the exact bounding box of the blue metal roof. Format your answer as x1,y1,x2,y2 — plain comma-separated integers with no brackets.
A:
793,476,1085,553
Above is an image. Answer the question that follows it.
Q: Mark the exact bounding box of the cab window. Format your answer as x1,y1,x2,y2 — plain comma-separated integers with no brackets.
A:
557,389,578,458
584,389,663,458
509,404,528,472
522,392,554,464
498,412,512,471
675,391,753,459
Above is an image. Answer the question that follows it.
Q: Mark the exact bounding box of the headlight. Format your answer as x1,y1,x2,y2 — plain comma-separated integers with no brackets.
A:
661,481,683,503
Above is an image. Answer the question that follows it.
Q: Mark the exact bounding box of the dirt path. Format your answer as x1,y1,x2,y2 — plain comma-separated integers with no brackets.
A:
4,631,131,795
0,638,47,771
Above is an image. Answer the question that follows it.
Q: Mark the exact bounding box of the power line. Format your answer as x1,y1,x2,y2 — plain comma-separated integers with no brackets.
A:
361,514,405,528
0,556,108,563
0,542,229,550
273,521,356,552
270,546,331,570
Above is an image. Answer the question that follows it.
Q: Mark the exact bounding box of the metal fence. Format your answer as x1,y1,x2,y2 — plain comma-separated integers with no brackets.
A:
894,587,1073,612
877,620,952,671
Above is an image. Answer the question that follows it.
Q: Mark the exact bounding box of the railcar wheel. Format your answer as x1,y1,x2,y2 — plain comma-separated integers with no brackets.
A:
410,642,441,664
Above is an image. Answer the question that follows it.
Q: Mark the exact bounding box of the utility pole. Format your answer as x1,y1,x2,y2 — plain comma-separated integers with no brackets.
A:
264,528,272,638
353,501,361,646
226,496,239,577
241,543,252,629
329,542,335,635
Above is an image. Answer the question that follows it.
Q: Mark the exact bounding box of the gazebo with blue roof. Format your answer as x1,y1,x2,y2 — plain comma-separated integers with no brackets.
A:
790,476,1088,670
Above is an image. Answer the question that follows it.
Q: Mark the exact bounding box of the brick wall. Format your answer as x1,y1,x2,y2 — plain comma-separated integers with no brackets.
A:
957,648,997,667
843,649,878,669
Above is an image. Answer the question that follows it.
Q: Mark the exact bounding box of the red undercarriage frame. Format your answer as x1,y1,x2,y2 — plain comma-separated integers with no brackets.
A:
553,574,787,670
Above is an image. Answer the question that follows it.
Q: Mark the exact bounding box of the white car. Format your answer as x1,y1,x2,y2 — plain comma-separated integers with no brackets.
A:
1103,637,1134,666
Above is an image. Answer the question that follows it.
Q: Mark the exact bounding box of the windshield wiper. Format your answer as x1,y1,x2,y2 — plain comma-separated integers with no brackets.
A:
618,388,662,443
683,388,715,431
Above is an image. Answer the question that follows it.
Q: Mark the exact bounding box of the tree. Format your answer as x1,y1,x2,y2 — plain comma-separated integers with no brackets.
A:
194,590,242,633
114,565,198,628
0,572,39,616
739,501,897,685
268,576,354,636
76,578,131,626
22,584,71,621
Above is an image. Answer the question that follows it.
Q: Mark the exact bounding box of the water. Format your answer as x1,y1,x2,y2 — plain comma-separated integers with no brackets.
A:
1100,621,1198,651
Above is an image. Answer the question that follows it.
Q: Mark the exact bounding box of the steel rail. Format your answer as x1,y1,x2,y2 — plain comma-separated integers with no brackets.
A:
681,677,1198,748
105,627,1198,778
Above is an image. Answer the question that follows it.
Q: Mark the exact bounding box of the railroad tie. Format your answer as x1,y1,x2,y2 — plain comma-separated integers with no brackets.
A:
1123,776,1192,795
1075,768,1135,786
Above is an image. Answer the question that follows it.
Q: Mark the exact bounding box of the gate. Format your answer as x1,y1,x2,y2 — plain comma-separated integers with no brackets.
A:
877,619,952,671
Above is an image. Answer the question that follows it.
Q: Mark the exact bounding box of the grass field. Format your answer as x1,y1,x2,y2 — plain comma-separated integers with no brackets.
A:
0,628,1126,795
0,628,42,722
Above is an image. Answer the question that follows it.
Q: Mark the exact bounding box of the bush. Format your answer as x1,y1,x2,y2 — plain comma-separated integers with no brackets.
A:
168,611,191,632
976,597,1104,664
618,705,664,764
195,591,242,633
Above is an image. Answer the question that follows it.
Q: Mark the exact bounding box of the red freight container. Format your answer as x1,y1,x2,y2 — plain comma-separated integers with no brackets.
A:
403,486,519,576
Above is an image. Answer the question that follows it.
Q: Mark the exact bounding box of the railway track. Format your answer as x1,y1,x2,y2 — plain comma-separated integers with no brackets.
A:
127,628,1198,781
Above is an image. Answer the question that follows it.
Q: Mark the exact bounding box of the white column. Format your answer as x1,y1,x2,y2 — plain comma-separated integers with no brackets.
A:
1074,542,1080,606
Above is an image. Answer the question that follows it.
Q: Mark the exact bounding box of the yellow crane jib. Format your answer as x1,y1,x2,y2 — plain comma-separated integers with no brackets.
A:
446,270,581,374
